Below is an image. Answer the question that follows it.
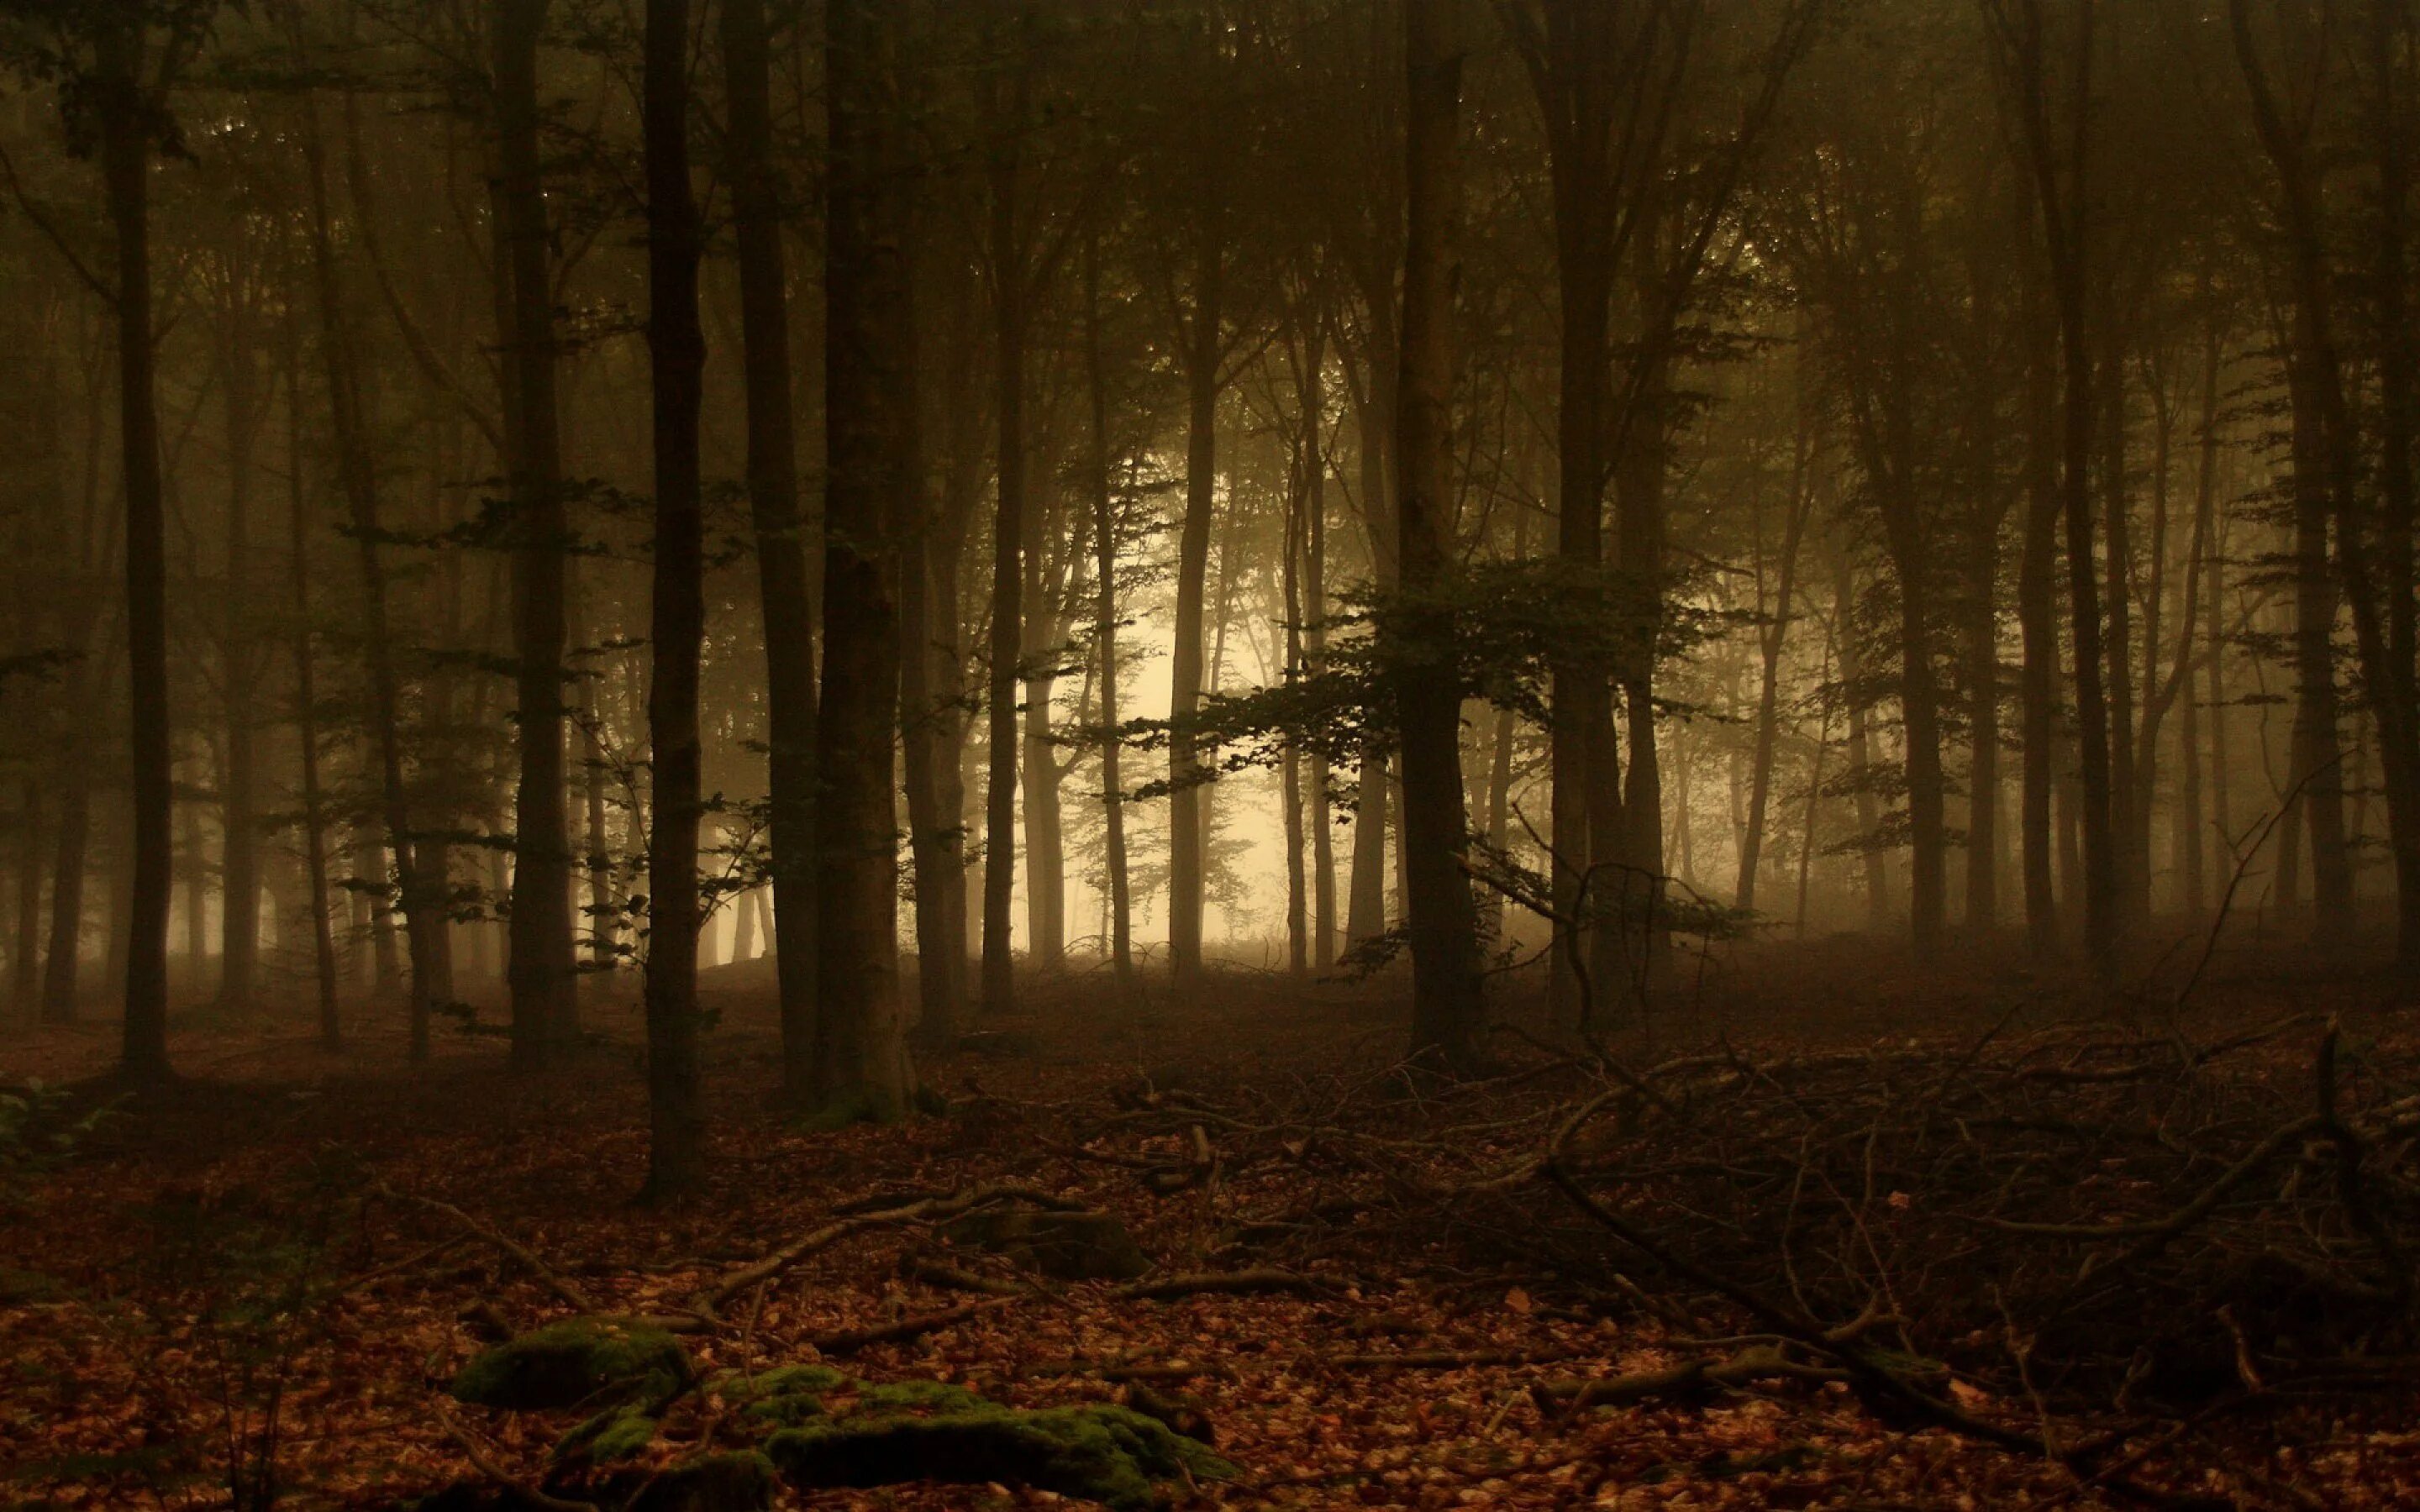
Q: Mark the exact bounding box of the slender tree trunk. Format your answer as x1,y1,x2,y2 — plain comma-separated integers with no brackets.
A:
39,632,110,1024
2101,354,2150,932
1836,551,1891,927
2002,0,2117,970
1397,0,1483,1071
493,0,579,1065
1546,106,1613,1022
181,801,204,987
2366,1,2420,969
1018,429,1067,970
1307,379,1336,969
640,0,708,1195
218,323,260,1008
2286,333,2354,936
935,450,977,1006
1739,390,1812,911
100,29,172,1081
12,780,40,1013
981,53,1028,1016
302,87,438,1060
1168,217,1225,992
39,792,88,1023
2017,244,2062,953
1611,248,1670,985
1081,233,1134,989
722,0,819,1095
284,322,341,1048
817,0,919,1121
1283,418,1309,978
1345,370,1392,951
908,291,980,1050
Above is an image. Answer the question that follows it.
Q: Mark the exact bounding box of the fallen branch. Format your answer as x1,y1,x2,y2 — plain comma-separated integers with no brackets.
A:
699,1185,1079,1315
1531,1346,1848,1409
1330,1348,1575,1371
376,1186,597,1314
431,1399,599,1512
1113,1268,1333,1301
809,1298,1018,1355
904,1257,1028,1296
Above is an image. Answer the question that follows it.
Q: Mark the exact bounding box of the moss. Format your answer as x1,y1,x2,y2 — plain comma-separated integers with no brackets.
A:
627,1451,777,1512
448,1318,691,1412
856,1378,986,1413
716,1364,848,1427
556,1402,659,1464
766,1399,1233,1511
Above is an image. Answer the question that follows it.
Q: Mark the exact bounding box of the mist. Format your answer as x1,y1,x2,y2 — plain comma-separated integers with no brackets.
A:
5,2,2420,1509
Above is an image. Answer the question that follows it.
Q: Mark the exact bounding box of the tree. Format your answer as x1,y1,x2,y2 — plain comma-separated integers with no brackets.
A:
0,0,219,1079
494,0,580,1066
1396,0,1485,1071
1984,0,2120,974
816,0,919,1121
639,0,708,1198
721,0,819,1096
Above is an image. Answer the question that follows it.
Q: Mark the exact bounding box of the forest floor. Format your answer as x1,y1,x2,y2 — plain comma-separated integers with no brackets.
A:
5,934,2420,1511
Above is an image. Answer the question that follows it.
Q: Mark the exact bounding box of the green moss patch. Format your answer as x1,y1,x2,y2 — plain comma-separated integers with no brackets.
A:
557,1402,660,1464
764,1386,1233,1510
449,1318,692,1412
626,1451,777,1512
713,1364,849,1427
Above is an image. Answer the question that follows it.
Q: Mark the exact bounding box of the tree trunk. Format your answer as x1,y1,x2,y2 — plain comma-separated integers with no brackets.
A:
1082,232,1134,990
1307,377,1336,969
1019,425,1068,970
1168,215,1225,992
722,0,819,1096
1545,76,1614,1023
100,27,172,1081
11,780,40,1014
907,284,981,1050
1345,365,1392,952
817,0,919,1121
2101,354,2146,932
1612,270,1669,986
493,0,580,1066
1739,388,1813,911
639,0,708,1196
2365,0,2420,969
1282,412,1309,978
302,87,439,1061
2286,331,2354,936
39,642,106,1024
1397,0,1483,1072
285,318,341,1048
981,50,1028,1016
217,319,260,1009
2018,240,2061,954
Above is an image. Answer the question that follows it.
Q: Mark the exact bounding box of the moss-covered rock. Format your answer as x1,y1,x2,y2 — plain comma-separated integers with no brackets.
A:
626,1451,777,1512
714,1364,849,1427
940,1210,1151,1281
766,1399,1232,1510
856,1378,988,1414
556,1402,660,1464
448,1318,691,1412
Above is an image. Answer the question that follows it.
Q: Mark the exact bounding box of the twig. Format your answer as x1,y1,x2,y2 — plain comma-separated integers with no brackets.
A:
431,1400,599,1512
376,1186,597,1314
809,1298,1018,1355
1113,1268,1334,1301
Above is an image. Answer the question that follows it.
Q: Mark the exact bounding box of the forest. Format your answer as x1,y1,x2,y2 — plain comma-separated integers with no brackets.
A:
8,0,2420,1506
